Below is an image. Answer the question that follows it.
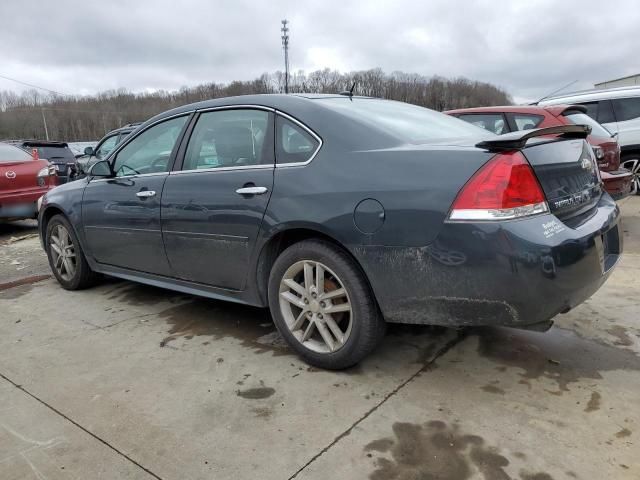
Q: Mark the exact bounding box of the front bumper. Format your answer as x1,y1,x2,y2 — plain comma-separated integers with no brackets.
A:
355,194,621,327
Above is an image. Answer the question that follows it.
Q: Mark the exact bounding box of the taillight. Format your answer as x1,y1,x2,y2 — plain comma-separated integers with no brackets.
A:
448,151,549,221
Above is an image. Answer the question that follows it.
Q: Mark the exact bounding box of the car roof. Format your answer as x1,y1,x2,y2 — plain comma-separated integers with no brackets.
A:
539,85,640,105
445,104,584,117
8,140,70,147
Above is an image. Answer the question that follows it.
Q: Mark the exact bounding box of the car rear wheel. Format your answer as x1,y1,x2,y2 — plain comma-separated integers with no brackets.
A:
621,154,640,195
268,239,385,369
45,214,98,290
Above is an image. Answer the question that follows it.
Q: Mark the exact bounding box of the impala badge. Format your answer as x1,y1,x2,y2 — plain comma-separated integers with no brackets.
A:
5,171,16,179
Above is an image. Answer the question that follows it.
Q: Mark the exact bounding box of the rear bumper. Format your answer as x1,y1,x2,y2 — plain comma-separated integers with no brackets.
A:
601,168,633,200
0,188,51,220
354,194,621,327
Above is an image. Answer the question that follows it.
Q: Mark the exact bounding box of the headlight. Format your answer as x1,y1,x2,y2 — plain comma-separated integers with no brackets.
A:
37,167,50,177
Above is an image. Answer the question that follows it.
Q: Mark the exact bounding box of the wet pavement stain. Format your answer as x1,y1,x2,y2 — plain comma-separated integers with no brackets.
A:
366,421,513,480
475,327,640,394
155,298,288,355
104,282,189,307
584,392,601,413
236,387,275,399
520,473,554,480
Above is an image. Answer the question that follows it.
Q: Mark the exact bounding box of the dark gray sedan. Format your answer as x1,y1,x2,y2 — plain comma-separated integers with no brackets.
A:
38,94,622,369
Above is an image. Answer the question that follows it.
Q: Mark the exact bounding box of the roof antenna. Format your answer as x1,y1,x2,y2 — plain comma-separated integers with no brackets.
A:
530,80,578,105
339,82,356,99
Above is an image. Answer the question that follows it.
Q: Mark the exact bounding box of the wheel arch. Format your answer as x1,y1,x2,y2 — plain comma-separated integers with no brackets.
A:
254,226,376,307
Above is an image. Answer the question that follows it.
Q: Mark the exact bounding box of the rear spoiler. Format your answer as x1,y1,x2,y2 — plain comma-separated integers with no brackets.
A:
476,124,591,151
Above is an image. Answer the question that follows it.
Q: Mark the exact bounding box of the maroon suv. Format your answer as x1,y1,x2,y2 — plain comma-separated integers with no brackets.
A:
446,104,633,199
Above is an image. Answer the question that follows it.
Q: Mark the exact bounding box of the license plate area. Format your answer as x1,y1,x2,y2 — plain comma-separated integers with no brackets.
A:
598,224,621,273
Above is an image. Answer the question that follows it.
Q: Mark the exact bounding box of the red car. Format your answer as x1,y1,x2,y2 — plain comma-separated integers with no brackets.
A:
446,104,634,199
0,142,58,221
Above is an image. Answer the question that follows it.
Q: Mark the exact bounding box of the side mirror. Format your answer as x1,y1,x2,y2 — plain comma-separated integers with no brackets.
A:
84,146,94,156
89,160,114,178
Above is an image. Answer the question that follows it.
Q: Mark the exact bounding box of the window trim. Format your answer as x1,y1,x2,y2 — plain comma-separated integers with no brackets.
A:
274,111,323,167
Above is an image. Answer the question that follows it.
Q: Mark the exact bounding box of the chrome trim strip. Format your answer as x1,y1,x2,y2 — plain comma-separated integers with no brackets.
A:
89,171,168,183
169,164,273,176
195,104,275,113
274,110,323,167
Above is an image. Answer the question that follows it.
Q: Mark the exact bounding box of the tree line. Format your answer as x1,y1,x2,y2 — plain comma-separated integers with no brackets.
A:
0,69,512,142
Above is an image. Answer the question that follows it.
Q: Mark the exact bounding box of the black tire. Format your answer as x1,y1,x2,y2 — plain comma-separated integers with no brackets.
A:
45,214,98,290
621,154,640,195
268,239,386,369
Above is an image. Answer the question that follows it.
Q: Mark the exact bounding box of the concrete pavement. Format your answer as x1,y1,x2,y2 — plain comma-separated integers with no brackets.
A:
1,199,639,479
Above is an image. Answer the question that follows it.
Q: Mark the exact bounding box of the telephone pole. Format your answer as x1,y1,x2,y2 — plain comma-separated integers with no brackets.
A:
281,19,290,93
41,108,49,140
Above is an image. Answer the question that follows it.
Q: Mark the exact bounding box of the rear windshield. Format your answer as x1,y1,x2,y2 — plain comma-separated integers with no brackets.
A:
564,112,612,139
0,143,33,162
318,98,492,144
28,145,75,162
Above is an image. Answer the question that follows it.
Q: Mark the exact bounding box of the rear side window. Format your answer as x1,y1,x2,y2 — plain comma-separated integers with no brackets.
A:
510,113,544,131
276,116,320,164
456,114,508,134
612,97,640,122
563,112,612,138
0,143,32,162
580,101,616,124
183,109,272,170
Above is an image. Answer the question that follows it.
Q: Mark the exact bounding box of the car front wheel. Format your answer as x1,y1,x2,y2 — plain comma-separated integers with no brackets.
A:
45,214,98,290
268,239,385,369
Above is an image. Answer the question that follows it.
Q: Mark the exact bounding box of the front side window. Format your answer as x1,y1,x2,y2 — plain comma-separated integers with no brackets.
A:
95,135,119,159
112,116,188,177
183,109,271,171
612,97,640,122
276,116,320,164
510,113,544,131
456,113,508,134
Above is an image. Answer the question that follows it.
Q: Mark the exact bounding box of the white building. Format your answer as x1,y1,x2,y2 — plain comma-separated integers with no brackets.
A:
595,74,640,89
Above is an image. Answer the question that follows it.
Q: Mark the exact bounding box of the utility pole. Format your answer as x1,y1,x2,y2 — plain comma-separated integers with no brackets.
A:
41,108,49,140
281,19,290,94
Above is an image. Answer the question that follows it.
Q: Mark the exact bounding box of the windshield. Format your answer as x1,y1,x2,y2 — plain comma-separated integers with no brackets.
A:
0,143,33,163
318,98,493,144
564,112,612,138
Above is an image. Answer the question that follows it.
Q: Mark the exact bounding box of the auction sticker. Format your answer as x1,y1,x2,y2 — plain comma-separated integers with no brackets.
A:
542,219,566,238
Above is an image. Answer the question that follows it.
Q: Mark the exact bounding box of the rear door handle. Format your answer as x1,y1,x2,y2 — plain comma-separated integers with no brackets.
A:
235,186,268,195
136,190,156,198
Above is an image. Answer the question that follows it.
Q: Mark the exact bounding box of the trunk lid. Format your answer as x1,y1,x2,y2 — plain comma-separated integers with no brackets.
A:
522,139,602,219
0,159,49,194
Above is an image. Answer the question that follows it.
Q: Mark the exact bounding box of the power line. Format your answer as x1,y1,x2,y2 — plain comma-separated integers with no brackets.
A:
0,73,69,96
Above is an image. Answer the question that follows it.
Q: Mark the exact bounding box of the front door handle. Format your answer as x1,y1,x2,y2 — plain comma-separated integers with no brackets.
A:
235,186,268,195
136,190,156,198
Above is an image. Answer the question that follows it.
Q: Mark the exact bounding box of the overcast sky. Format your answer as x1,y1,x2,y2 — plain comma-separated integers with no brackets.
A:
0,0,637,103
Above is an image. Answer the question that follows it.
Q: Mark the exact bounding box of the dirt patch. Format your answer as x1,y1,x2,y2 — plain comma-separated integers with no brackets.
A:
475,327,640,394
605,325,635,347
584,392,601,413
615,428,631,438
157,298,287,354
236,387,275,400
481,384,506,395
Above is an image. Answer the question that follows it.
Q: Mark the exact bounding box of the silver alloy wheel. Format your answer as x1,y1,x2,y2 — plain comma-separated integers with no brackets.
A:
49,224,77,281
279,260,353,354
622,157,640,195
